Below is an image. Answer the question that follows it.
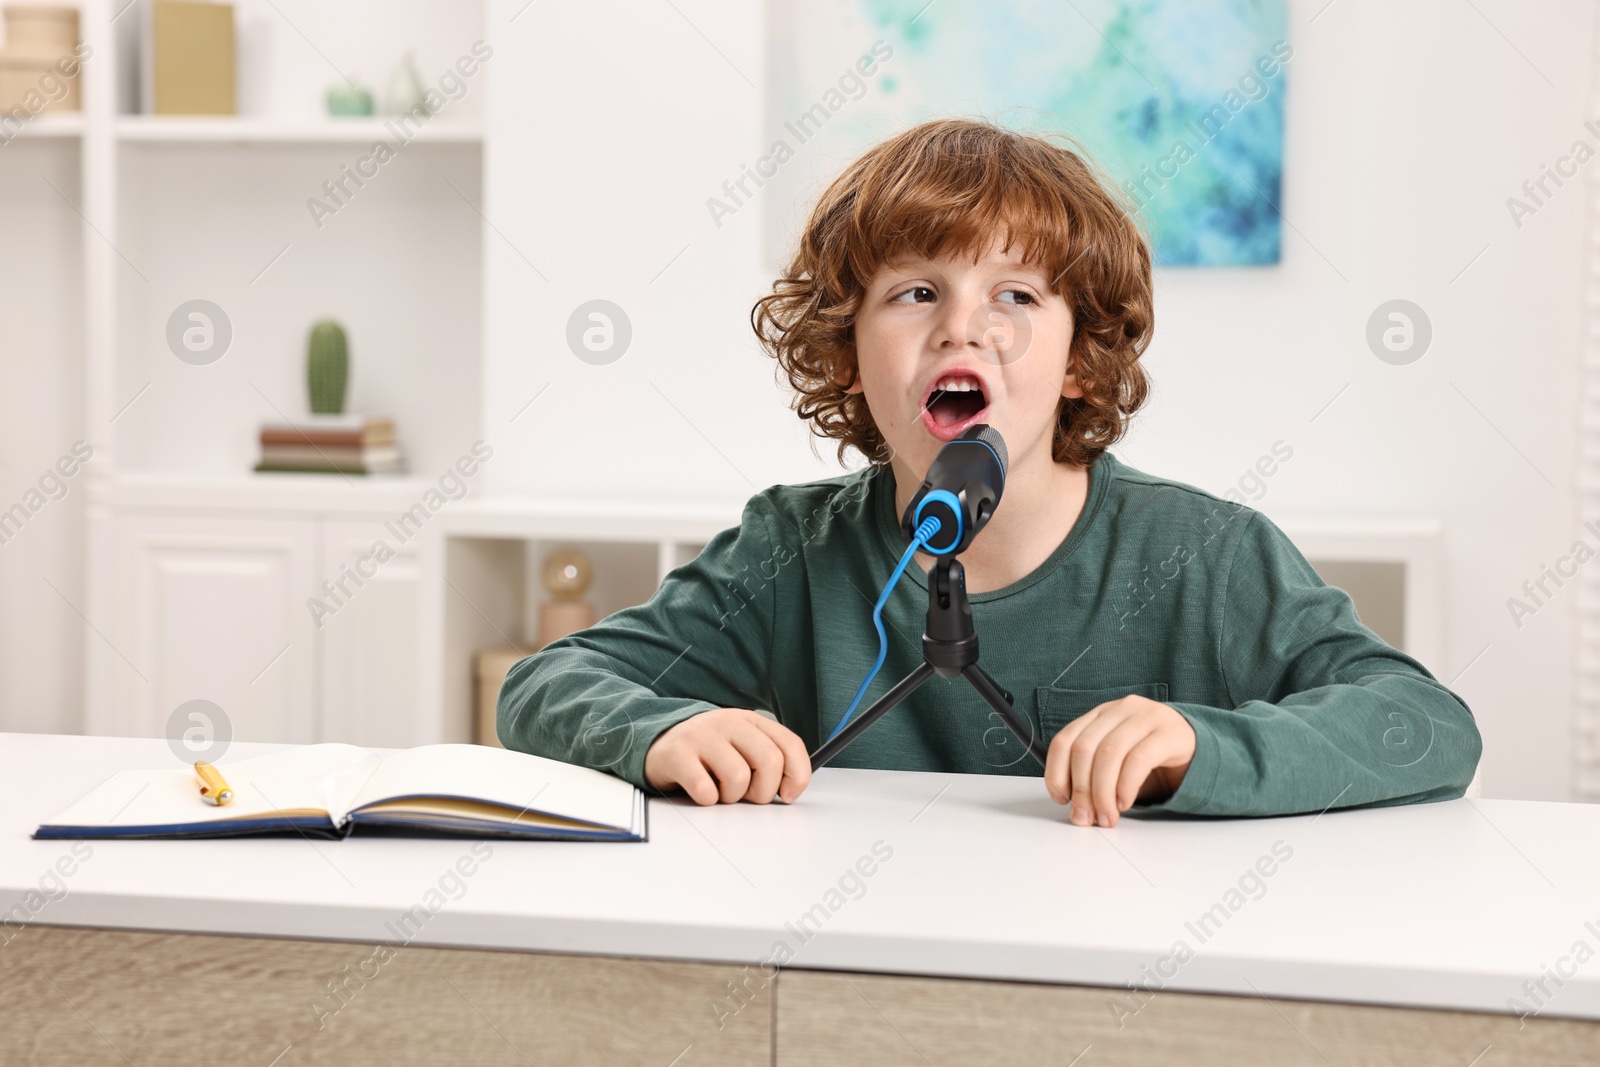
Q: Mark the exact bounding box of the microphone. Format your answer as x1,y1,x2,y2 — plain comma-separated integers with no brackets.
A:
899,424,1007,556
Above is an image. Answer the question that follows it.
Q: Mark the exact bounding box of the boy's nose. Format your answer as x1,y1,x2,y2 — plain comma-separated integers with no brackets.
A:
931,294,989,349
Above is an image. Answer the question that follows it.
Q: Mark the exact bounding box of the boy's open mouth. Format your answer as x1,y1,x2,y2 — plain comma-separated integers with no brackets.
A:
921,371,991,440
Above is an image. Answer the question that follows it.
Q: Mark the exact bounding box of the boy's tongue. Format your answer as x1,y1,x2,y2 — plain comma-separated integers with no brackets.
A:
930,390,986,427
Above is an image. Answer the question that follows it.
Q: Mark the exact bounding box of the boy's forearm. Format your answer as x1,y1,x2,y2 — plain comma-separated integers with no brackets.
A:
495,496,780,791
497,646,721,790
1146,674,1483,817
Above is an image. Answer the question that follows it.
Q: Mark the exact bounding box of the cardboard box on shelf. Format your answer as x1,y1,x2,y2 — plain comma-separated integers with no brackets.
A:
145,0,234,115
474,644,541,749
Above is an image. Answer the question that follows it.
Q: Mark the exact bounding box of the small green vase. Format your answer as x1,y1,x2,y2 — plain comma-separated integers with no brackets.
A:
307,319,349,415
326,80,374,117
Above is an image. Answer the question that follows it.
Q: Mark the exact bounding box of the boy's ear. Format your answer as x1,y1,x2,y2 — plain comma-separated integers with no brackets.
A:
1061,355,1086,400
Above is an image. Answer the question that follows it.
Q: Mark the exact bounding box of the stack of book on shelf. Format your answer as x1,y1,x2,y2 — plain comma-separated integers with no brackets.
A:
255,415,404,475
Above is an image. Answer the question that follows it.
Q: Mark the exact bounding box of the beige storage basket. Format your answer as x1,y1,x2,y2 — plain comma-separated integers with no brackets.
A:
0,4,81,114
0,51,79,113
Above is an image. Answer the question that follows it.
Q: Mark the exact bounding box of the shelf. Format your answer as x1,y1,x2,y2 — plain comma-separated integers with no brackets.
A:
107,472,744,539
109,471,447,515
444,494,743,543
114,116,484,145
13,113,482,145
2,111,84,139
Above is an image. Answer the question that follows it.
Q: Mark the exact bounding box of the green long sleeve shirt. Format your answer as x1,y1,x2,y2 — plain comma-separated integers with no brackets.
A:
497,451,1482,817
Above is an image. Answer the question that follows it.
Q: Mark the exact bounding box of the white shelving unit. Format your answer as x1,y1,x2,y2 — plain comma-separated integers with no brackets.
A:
14,0,734,751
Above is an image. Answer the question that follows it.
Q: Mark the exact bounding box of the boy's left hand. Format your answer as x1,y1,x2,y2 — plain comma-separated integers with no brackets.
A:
1043,695,1196,828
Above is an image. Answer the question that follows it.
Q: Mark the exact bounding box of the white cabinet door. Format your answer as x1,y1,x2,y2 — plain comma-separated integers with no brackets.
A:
104,515,317,744
316,518,423,748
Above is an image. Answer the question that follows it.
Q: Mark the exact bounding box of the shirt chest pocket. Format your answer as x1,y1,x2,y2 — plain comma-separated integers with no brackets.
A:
1035,682,1171,741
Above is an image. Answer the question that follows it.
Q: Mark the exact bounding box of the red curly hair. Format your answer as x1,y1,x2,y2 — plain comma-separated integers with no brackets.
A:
751,117,1155,468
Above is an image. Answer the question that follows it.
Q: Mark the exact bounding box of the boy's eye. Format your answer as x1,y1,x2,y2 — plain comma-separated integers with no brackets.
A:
888,286,1040,305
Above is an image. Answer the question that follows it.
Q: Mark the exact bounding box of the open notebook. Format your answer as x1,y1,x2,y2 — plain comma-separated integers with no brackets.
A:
33,743,646,842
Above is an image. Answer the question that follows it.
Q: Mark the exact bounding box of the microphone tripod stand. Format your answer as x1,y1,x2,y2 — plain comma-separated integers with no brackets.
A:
808,553,1049,770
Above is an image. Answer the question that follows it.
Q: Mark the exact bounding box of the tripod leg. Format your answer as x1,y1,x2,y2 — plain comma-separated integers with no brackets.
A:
809,661,937,770
962,664,1050,769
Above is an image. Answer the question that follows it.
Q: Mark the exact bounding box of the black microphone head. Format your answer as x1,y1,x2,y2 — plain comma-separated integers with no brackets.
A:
901,424,1008,555
972,424,1007,479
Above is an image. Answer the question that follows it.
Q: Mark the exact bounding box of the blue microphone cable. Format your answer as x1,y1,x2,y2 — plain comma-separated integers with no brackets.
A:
826,513,943,743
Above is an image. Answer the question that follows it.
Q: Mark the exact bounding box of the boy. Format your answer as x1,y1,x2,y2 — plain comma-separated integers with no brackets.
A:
499,118,1481,827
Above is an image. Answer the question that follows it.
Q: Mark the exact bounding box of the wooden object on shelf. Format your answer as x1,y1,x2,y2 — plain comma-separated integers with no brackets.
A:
2,4,77,53
0,52,74,111
474,644,539,748
146,0,235,116
0,4,81,113
537,548,597,647
474,550,599,749
538,600,597,646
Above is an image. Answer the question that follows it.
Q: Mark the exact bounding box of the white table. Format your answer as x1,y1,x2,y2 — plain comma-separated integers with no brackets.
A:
3,732,1597,1066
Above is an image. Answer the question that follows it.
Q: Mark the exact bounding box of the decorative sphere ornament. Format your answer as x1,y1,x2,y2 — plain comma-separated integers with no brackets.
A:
543,549,592,601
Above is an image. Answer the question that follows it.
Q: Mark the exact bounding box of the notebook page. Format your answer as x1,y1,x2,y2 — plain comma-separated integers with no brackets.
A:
40,744,381,831
346,744,639,831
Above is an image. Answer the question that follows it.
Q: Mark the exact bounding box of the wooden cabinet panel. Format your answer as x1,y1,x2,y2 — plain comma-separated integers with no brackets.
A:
776,969,1598,1067
1,925,770,1067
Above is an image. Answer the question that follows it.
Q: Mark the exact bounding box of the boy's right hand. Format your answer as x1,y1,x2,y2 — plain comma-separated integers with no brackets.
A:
644,708,812,805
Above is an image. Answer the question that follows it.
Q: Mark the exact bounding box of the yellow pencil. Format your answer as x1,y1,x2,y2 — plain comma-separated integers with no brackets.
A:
193,760,234,806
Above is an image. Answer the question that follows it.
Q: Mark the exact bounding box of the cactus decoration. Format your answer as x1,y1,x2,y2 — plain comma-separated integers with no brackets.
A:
307,319,349,415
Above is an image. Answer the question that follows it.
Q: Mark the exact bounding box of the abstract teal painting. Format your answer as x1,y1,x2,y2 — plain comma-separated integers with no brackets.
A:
758,0,1289,268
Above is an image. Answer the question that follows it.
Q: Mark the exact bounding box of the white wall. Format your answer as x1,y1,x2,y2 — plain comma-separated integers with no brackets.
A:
483,0,1597,800
481,0,816,506
0,140,86,736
